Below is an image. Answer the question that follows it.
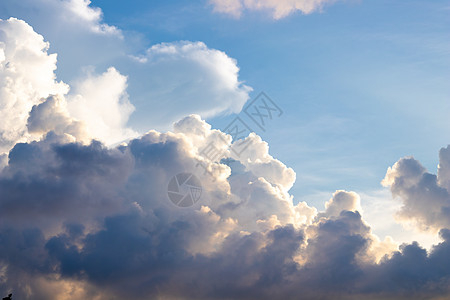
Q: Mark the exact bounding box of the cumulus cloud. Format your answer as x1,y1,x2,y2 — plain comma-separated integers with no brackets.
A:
27,95,88,142
2,2,450,300
128,41,252,130
0,2,253,133
0,0,125,84
0,18,68,152
0,0,118,35
67,67,137,145
210,0,338,19
382,147,450,232
0,17,137,151
4,112,450,299
438,146,450,190
60,0,120,35
0,114,316,298
323,190,362,218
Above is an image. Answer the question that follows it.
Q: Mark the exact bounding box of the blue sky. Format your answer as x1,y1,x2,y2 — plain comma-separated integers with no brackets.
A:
85,0,450,206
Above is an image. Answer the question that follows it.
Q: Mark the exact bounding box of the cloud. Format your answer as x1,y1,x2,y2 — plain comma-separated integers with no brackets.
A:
382,148,450,232
438,146,450,190
0,18,68,152
0,0,124,80
67,67,137,145
0,2,253,133
128,41,252,130
210,0,338,19
27,95,88,142
210,0,244,18
2,2,450,300
0,17,136,150
4,113,450,299
322,190,362,218
0,0,118,35
59,0,119,35
0,114,317,298
0,138,133,234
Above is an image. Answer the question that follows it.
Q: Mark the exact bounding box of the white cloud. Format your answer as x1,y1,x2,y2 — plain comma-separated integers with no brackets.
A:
0,18,68,153
61,0,120,35
67,67,137,145
210,0,244,18
0,2,253,134
210,0,338,19
0,0,125,82
323,190,362,217
231,133,296,191
129,41,252,130
0,17,136,152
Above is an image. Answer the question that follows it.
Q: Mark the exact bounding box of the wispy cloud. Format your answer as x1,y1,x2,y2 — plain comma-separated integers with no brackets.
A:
210,0,338,19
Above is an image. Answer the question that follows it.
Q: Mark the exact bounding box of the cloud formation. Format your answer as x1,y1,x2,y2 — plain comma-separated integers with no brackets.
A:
0,1,253,133
0,18,68,152
210,0,338,19
1,3,450,300
1,110,450,299
129,41,252,130
27,95,87,142
67,67,137,145
0,17,135,151
382,147,450,232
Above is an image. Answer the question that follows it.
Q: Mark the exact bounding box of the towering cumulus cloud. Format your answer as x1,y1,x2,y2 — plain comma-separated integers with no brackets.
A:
0,18,68,153
0,17,135,151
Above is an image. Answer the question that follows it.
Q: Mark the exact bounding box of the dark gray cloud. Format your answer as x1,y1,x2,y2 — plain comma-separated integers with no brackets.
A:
382,147,450,232
0,137,133,231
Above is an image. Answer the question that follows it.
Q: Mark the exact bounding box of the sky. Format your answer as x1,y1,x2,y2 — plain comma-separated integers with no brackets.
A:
0,0,450,299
